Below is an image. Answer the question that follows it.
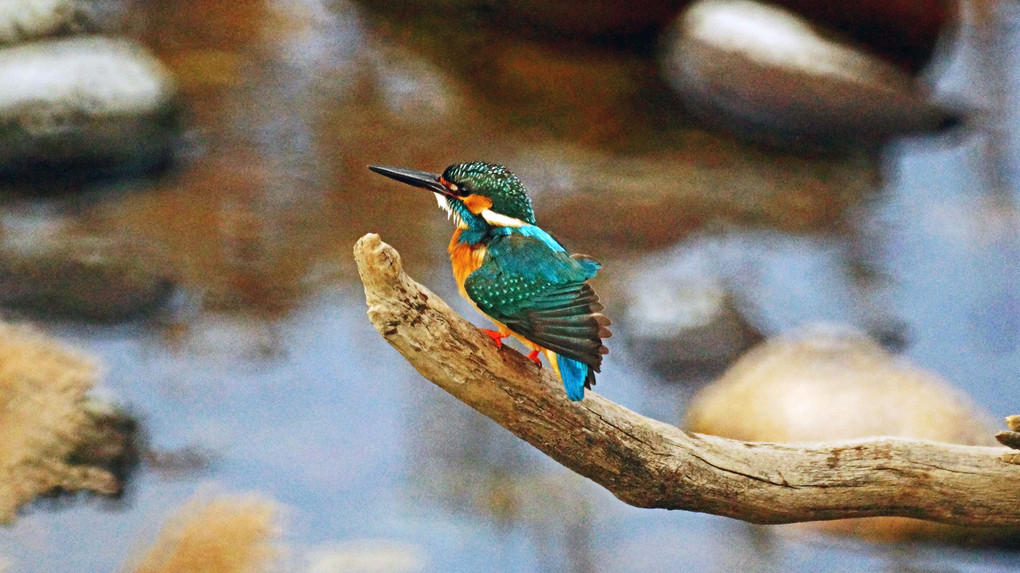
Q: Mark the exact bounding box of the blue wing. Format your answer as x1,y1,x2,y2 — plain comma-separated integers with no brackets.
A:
464,232,610,382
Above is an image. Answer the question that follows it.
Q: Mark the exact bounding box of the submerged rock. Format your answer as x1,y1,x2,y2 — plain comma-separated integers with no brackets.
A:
686,324,1017,543
0,236,176,322
624,271,762,378
516,145,876,249
304,540,426,573
365,0,680,38
660,0,953,149
0,36,178,178
125,493,282,573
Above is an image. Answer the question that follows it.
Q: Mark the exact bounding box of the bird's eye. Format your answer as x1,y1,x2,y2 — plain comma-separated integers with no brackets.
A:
440,176,467,196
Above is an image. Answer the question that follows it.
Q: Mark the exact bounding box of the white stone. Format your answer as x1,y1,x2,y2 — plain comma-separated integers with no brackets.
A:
0,0,87,44
661,0,949,147
0,36,172,119
684,0,890,84
0,36,177,170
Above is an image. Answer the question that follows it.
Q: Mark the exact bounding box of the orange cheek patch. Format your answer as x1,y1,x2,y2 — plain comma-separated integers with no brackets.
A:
461,194,493,215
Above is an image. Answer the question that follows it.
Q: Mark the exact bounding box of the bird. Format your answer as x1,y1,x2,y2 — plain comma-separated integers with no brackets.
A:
369,162,611,401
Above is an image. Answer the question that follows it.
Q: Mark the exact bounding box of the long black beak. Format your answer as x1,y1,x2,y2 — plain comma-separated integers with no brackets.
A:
369,165,447,194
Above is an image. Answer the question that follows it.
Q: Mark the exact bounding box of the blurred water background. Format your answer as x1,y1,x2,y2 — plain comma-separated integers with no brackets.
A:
0,0,1019,571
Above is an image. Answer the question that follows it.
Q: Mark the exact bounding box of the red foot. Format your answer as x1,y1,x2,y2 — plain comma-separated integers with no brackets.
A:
481,328,507,349
526,349,542,366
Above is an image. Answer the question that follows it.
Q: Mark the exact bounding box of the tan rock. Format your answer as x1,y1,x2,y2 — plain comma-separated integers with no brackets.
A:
0,322,118,523
128,492,282,573
685,324,1016,543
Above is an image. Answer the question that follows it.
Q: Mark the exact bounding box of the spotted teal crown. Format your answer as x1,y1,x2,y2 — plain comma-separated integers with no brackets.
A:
442,162,536,225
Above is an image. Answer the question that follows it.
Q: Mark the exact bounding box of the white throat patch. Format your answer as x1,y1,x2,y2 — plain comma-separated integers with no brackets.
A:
435,194,465,227
481,209,525,228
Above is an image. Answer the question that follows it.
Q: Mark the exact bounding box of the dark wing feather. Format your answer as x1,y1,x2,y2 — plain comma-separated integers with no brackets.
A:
465,233,611,373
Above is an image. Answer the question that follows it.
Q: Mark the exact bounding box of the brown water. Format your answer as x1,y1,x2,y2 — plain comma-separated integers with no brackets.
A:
1,1,1019,571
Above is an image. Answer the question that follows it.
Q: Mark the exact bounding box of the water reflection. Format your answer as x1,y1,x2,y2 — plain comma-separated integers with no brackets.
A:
407,391,596,572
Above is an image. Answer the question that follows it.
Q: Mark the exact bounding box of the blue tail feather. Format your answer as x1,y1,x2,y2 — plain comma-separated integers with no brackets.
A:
557,354,588,401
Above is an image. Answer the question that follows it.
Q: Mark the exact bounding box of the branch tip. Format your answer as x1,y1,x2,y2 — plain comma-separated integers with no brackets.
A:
354,233,405,294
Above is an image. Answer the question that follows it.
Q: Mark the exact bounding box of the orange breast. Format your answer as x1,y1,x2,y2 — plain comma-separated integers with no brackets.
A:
447,229,543,353
448,229,487,300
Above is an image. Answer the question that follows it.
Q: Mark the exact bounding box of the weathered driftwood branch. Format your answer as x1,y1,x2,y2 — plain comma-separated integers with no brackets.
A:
354,233,1020,527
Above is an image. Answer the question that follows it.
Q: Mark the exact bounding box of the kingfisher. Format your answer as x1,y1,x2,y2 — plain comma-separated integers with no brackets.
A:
369,162,611,401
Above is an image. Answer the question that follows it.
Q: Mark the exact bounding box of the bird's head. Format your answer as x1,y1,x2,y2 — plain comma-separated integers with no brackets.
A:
369,162,536,229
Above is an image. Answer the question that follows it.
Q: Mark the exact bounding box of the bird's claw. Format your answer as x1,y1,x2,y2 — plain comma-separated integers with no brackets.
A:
481,328,506,349
526,349,542,366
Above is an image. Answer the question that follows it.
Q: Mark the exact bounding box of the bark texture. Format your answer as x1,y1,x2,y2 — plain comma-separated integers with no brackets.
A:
354,233,1020,526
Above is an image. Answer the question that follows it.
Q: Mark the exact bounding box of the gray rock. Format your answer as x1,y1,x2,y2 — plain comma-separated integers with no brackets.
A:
0,0,93,45
0,236,176,322
0,36,178,177
660,0,952,149
623,256,762,378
